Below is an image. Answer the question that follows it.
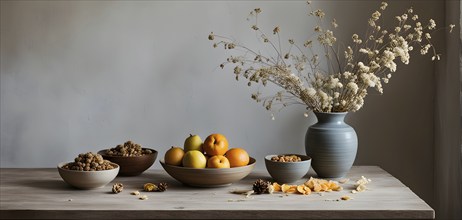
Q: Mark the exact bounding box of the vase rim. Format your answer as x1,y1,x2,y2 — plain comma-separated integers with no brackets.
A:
313,111,348,115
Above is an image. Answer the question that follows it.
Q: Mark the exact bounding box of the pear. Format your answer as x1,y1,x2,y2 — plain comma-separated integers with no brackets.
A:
184,134,203,152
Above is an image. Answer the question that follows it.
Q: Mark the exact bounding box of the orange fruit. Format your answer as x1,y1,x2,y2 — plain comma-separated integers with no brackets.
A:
225,148,250,167
164,146,185,166
203,134,229,156
207,155,231,168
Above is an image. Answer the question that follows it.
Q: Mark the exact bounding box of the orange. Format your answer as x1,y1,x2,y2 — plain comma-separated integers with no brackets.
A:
164,146,185,166
225,148,250,167
203,134,229,156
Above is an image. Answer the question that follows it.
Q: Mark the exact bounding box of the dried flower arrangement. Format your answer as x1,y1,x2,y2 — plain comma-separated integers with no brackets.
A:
208,1,454,117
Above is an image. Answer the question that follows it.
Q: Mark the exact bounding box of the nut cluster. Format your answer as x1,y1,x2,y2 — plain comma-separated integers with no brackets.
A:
62,152,115,171
112,183,123,194
271,155,302,162
106,141,152,157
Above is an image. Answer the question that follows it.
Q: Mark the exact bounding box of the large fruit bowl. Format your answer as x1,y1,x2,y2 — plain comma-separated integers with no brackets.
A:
160,157,256,187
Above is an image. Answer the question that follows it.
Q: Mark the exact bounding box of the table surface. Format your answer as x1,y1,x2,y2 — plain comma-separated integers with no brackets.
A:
0,166,434,219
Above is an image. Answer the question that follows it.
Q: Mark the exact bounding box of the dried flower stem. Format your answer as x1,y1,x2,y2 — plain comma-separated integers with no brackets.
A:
208,1,452,116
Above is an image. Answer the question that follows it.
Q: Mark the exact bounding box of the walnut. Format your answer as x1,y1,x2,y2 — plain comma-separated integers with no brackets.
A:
112,183,123,194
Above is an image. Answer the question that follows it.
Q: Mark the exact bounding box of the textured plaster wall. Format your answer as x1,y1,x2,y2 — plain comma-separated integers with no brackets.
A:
0,0,444,208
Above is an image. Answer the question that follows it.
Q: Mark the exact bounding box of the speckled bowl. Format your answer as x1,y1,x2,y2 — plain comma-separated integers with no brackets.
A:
57,162,119,189
98,148,157,176
160,157,256,187
264,154,311,183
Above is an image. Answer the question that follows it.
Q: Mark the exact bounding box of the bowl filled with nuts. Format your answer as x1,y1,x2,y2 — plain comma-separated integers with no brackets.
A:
58,152,120,189
98,141,158,176
264,154,312,184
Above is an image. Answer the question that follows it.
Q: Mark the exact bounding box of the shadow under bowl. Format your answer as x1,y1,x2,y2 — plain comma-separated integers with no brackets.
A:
160,157,256,187
264,154,312,184
57,162,119,189
98,148,157,176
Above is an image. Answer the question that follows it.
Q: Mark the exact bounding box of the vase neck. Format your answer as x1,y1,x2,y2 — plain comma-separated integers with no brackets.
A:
314,112,348,124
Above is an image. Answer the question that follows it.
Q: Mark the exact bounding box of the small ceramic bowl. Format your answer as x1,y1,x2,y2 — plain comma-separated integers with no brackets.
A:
160,157,256,187
57,162,119,189
98,148,157,176
264,154,312,183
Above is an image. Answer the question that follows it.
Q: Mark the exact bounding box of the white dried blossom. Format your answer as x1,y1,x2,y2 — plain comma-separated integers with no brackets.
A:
332,19,338,28
401,14,408,21
352,34,362,44
347,82,359,94
449,24,455,33
358,62,370,73
382,50,397,72
429,19,436,30
380,2,388,10
420,44,431,55
371,11,381,21
343,71,352,79
318,30,336,46
313,9,325,18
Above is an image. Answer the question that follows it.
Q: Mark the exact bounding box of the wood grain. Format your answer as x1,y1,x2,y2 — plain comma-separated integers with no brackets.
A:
0,166,434,219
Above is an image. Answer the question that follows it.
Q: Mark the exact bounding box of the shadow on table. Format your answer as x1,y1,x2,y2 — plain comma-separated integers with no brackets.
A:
19,179,75,191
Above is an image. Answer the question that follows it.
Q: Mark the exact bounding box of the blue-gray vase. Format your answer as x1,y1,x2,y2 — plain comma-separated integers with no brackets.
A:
305,112,357,178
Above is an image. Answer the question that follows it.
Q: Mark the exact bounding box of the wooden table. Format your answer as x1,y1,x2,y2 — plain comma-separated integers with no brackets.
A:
0,166,434,219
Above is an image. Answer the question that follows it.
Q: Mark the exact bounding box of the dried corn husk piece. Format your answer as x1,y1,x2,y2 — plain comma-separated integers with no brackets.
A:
272,182,282,192
281,184,297,193
353,176,372,193
143,183,158,192
296,185,312,195
304,177,342,192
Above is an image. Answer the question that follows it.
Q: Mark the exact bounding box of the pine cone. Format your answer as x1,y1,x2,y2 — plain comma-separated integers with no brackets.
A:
253,179,271,194
112,183,123,194
157,182,168,192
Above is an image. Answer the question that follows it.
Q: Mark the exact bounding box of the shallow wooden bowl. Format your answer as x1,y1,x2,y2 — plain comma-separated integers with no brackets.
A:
57,162,119,189
98,148,157,176
160,157,256,187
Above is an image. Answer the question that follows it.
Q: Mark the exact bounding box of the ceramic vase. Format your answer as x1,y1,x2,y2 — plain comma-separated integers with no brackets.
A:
305,112,357,178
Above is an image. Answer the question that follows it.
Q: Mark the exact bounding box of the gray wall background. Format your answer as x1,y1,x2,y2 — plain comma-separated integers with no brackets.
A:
1,0,446,209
